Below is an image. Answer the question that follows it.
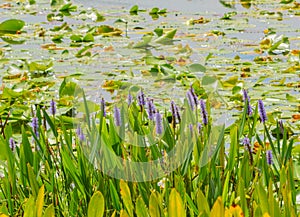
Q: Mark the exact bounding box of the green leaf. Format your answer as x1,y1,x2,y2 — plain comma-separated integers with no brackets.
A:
28,60,53,72
76,100,100,113
59,80,81,97
154,29,177,44
130,5,139,14
1,35,25,44
255,182,269,214
154,28,163,37
27,163,39,198
168,188,186,217
132,35,152,48
280,0,294,4
135,196,149,217
196,190,210,216
222,76,239,87
149,191,161,217
24,196,36,217
70,34,83,42
83,33,94,42
109,180,121,210
88,191,105,217
0,19,25,34
188,63,206,73
43,204,55,217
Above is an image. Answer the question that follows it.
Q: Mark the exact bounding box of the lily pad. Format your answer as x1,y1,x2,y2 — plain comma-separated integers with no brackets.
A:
187,63,206,73
0,19,25,34
93,25,122,37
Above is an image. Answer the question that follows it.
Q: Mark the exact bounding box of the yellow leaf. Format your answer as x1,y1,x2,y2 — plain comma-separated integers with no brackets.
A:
168,188,186,217
111,210,116,217
36,185,45,217
149,191,161,217
120,180,134,217
224,205,244,217
210,197,224,217
263,213,271,217
120,210,130,217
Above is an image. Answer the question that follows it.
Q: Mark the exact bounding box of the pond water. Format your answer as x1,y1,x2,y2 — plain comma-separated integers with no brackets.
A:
0,0,299,133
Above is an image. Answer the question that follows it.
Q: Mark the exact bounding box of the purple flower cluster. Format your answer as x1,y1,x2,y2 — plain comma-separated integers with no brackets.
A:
147,98,156,121
114,106,122,126
266,150,273,165
279,120,284,134
242,89,252,116
127,93,133,106
258,99,267,123
200,99,208,125
155,110,163,135
49,99,56,116
170,100,181,123
186,87,198,111
76,125,85,142
31,117,39,138
197,122,202,134
9,137,15,151
243,136,253,164
101,98,106,117
137,90,146,107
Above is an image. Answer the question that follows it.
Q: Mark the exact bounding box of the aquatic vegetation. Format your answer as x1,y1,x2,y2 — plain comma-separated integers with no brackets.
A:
0,0,299,216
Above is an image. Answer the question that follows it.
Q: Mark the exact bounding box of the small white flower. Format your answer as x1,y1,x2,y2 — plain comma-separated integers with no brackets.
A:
157,177,168,189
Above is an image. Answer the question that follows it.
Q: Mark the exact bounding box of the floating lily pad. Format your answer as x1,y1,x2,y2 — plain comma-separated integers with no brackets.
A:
93,25,122,37
0,19,25,34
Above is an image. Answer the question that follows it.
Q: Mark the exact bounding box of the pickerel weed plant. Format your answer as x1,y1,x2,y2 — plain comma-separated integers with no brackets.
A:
0,87,298,217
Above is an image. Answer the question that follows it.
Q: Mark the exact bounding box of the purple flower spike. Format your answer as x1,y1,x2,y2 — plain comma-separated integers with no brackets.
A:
189,124,193,136
190,86,198,106
101,98,106,117
242,89,252,116
175,105,181,122
9,137,15,151
137,90,145,107
79,131,85,142
171,100,176,119
76,125,81,137
279,120,284,134
243,136,253,164
127,93,133,106
155,110,163,135
266,150,273,165
197,122,202,134
49,99,56,116
76,125,85,142
114,106,121,126
186,90,195,111
31,117,39,138
147,98,156,121
258,99,267,123
200,99,208,125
